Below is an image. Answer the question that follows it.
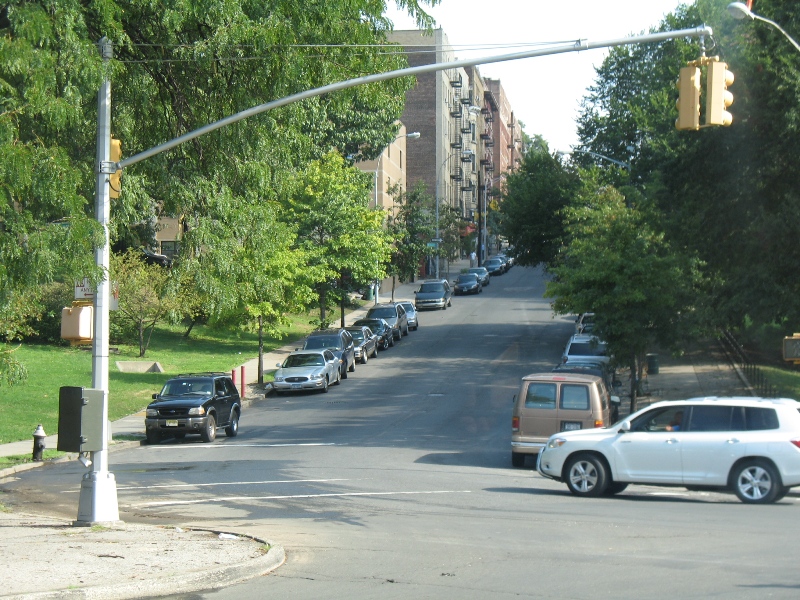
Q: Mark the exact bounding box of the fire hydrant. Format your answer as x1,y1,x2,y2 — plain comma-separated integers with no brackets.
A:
32,424,46,462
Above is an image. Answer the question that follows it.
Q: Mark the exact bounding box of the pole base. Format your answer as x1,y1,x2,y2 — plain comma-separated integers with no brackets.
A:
75,470,122,526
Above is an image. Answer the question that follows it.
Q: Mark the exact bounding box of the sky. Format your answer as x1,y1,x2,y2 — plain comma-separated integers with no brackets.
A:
384,0,688,151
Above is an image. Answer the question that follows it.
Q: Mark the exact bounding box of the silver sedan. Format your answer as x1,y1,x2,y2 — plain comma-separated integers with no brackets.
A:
272,349,341,394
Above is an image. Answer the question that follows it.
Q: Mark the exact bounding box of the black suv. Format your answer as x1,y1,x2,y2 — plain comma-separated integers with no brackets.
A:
145,373,241,444
302,328,356,379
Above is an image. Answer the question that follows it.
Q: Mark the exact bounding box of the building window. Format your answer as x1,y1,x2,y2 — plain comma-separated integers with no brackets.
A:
160,241,180,259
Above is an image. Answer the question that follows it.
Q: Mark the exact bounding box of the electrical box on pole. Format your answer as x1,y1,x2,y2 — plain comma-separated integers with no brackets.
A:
57,386,106,453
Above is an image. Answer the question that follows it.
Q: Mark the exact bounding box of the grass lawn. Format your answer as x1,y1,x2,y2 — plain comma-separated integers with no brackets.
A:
1,314,322,445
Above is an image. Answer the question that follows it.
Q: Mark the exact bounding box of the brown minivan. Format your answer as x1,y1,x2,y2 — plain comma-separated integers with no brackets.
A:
511,373,616,467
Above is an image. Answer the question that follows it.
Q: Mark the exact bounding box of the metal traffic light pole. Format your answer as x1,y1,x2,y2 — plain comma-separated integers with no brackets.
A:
82,24,713,524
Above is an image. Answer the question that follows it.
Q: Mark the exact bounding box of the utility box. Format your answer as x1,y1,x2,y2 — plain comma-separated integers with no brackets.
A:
783,334,800,363
61,305,93,341
57,387,105,453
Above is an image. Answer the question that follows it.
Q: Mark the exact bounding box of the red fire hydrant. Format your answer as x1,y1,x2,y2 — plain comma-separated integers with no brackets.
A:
32,424,46,462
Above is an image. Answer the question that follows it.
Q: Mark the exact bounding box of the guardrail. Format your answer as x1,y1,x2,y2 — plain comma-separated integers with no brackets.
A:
719,330,778,398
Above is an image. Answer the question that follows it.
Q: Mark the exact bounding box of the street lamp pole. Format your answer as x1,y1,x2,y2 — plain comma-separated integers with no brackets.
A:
727,2,800,54
558,148,632,171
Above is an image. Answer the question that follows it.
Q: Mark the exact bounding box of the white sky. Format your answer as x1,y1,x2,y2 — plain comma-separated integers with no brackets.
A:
385,0,689,151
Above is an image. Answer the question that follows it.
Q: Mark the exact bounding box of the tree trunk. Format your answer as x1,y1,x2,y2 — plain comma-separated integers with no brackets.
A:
183,317,197,339
138,320,146,358
628,355,638,414
319,287,327,325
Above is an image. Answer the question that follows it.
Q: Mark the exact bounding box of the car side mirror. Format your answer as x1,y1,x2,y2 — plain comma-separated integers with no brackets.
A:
619,421,631,433
276,362,281,368
152,393,158,399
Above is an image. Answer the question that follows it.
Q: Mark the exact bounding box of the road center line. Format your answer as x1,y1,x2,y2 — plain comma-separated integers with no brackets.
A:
117,478,350,491
135,489,472,507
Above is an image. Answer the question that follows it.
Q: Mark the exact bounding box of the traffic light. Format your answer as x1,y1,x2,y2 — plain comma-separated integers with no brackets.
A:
675,66,701,131
706,60,734,126
109,136,122,198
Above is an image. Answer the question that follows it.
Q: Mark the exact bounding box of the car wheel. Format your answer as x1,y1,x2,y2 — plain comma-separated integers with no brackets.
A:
348,359,356,372
388,335,395,347
320,377,329,393
225,411,239,437
774,486,791,502
341,365,348,379
146,430,161,445
200,414,217,443
731,459,781,504
511,452,525,468
442,303,447,311
372,344,378,358
361,352,368,365
603,481,628,495
565,453,608,497
403,325,409,336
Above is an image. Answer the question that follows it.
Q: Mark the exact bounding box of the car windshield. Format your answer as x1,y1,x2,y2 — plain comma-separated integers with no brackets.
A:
356,319,384,331
349,330,365,341
304,336,341,350
457,275,476,283
283,354,325,368
161,378,213,396
469,268,487,275
368,307,396,319
568,342,607,357
400,302,414,313
419,283,444,293
486,259,501,265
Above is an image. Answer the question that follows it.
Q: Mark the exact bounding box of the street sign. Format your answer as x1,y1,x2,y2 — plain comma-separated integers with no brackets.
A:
75,278,94,300
427,242,437,248
431,238,443,243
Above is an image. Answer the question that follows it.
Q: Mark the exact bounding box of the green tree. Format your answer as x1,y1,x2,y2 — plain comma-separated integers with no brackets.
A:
111,250,178,357
387,182,435,294
283,152,390,326
499,146,580,267
546,182,707,411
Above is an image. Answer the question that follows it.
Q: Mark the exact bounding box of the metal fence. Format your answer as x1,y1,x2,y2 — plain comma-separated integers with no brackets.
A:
718,330,779,398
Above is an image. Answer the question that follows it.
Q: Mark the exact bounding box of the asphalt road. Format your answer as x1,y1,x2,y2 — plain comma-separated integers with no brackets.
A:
6,266,800,599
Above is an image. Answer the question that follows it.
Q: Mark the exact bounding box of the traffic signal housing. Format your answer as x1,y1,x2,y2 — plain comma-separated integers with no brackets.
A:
675,66,701,131
109,136,122,198
706,60,734,126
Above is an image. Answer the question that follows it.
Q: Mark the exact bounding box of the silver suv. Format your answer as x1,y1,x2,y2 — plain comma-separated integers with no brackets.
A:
365,303,409,340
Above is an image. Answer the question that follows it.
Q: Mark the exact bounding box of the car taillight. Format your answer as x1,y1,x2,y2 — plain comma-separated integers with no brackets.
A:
512,416,519,432
594,420,603,428
791,440,800,449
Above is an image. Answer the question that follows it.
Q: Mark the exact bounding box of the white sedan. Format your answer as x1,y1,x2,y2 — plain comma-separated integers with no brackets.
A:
537,397,800,503
272,349,341,394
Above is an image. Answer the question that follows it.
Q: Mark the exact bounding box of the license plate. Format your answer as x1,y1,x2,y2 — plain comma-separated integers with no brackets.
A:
166,419,179,427
292,383,301,389
562,422,581,431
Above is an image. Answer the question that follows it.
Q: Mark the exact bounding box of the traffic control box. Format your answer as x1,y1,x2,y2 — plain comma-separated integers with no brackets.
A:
57,387,105,453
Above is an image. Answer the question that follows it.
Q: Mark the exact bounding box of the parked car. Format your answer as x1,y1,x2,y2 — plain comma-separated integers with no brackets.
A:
562,334,610,364
574,312,595,334
302,328,356,379
511,372,613,467
141,247,171,268
537,397,800,503
145,373,241,444
453,273,482,295
493,253,512,270
365,302,409,340
468,267,490,286
346,325,379,364
352,317,395,349
414,279,453,310
398,301,419,331
484,258,505,276
273,349,341,395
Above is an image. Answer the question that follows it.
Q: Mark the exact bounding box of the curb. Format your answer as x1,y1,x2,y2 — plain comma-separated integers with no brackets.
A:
7,531,285,600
